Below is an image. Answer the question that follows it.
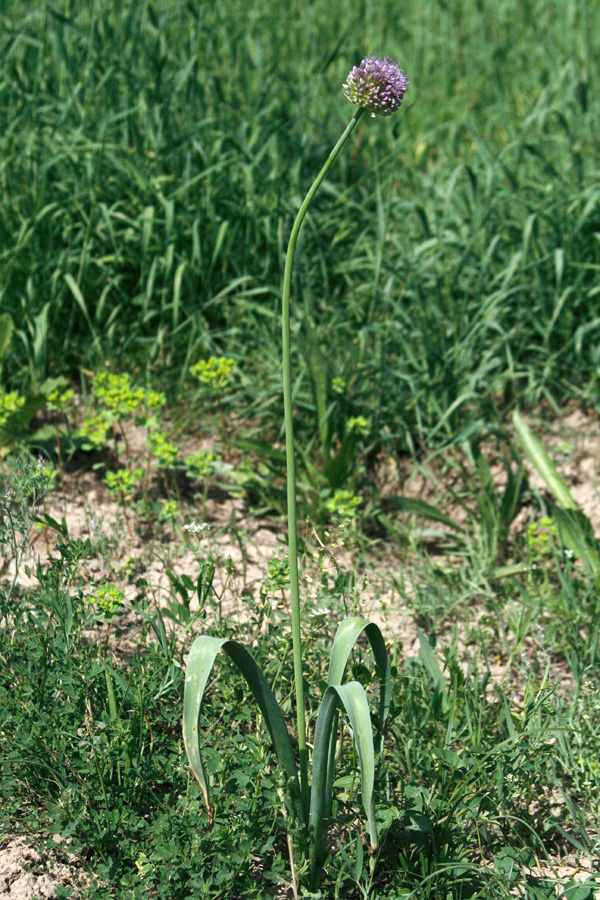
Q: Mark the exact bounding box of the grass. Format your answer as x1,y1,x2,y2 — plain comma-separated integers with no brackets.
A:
1,408,600,898
2,0,599,446
1,0,600,895
1,455,599,898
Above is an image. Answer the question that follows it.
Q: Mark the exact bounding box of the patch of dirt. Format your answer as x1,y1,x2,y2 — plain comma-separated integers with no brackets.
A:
0,838,82,899
8,406,600,671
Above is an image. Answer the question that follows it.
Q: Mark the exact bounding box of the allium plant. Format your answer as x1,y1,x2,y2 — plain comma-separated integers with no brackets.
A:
343,55,408,117
183,56,408,894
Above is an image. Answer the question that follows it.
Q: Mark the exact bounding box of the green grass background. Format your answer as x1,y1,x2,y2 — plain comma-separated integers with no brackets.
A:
2,0,599,451
2,2,600,898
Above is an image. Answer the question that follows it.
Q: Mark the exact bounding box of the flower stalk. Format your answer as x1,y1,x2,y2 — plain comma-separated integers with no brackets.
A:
184,54,406,890
282,54,408,825
281,105,365,820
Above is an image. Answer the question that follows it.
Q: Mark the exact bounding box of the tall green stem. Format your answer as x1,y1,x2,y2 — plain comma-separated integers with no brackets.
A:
281,107,365,823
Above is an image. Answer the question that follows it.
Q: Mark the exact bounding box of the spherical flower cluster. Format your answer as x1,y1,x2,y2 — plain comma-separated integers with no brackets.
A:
343,56,408,117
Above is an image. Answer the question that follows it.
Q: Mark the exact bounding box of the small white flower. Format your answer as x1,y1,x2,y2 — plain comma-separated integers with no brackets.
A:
183,520,209,534
311,607,332,618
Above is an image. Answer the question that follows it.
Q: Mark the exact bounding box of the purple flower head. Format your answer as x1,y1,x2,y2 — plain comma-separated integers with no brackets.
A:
343,56,408,117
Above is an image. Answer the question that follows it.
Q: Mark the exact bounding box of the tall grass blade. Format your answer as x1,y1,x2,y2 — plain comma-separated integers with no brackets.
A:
417,629,450,713
383,496,464,532
64,274,100,351
512,409,577,510
552,508,600,578
0,313,14,380
513,410,600,576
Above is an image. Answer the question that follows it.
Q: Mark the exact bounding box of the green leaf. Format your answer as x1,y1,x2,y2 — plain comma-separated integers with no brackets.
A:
512,410,577,510
560,881,597,900
133,604,170,660
552,508,600,576
309,682,377,890
165,569,192,604
302,314,330,458
494,846,526,881
183,635,301,827
36,513,69,539
64,273,100,348
0,313,14,378
417,630,449,710
406,810,434,832
196,561,215,606
490,563,531,580
328,616,392,740
382,496,464,532
513,410,600,574
233,438,286,469
324,617,391,847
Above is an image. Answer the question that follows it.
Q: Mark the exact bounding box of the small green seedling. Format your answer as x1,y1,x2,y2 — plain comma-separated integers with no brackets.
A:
184,450,218,517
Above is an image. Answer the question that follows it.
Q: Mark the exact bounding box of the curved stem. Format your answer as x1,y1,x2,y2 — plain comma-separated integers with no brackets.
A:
281,107,365,824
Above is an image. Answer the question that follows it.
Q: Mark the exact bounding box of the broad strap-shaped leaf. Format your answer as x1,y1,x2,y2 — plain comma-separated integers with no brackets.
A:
183,635,302,827
328,617,392,739
309,682,377,889
324,618,391,838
